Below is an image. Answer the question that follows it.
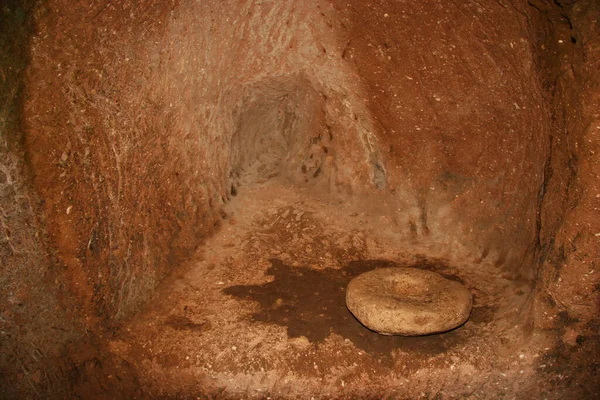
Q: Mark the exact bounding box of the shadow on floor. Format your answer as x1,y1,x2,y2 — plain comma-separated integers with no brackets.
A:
224,258,481,363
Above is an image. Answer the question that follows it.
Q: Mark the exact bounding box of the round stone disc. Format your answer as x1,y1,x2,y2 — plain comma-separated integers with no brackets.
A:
346,267,472,336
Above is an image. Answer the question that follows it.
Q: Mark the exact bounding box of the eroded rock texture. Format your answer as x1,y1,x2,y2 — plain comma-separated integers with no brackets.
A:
531,0,600,383
22,0,550,326
0,0,598,398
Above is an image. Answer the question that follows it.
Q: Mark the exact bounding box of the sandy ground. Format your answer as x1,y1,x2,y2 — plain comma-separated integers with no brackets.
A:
104,179,551,399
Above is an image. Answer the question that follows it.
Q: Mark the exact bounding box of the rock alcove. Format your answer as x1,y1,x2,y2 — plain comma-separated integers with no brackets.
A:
0,0,599,398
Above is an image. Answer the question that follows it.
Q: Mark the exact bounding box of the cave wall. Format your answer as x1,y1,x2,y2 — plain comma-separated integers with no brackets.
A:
531,0,600,346
330,0,551,278
1,0,598,396
22,0,388,327
0,1,78,397
23,0,195,326
22,0,554,330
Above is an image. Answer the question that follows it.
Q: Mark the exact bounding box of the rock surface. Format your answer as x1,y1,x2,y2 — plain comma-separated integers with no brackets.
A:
0,0,599,398
346,268,472,336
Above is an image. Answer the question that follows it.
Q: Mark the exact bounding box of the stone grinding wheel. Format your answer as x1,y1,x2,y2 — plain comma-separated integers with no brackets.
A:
346,267,473,336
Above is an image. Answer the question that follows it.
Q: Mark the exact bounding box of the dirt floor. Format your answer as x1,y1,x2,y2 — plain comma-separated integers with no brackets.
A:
91,178,560,399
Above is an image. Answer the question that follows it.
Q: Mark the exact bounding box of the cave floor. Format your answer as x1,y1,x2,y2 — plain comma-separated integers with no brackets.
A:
105,180,548,399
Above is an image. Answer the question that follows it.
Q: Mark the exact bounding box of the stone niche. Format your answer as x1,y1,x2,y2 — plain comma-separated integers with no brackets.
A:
0,0,598,398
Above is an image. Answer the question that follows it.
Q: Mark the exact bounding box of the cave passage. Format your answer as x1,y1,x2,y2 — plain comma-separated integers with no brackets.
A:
1,0,599,399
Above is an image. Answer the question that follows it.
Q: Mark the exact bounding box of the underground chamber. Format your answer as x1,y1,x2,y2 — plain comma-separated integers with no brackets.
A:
1,0,599,398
